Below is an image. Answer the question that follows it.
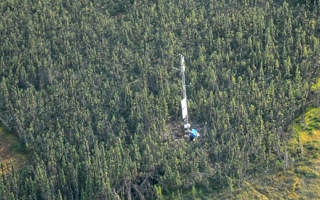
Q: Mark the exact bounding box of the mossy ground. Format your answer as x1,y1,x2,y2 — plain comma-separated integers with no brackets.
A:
311,78,320,91
0,126,28,175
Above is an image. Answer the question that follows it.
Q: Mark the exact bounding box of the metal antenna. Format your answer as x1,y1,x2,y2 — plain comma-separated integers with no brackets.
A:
180,54,190,131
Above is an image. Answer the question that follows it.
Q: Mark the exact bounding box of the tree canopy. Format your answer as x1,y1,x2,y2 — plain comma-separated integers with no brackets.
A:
0,0,320,199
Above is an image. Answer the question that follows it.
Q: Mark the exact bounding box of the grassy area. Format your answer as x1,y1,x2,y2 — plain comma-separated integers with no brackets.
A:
0,126,28,175
294,108,320,143
311,78,320,91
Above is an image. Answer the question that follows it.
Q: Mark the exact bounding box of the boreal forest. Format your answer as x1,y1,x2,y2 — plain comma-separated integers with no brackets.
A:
1,0,320,199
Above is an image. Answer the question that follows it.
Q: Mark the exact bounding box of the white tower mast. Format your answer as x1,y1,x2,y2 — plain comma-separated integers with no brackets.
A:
180,54,190,131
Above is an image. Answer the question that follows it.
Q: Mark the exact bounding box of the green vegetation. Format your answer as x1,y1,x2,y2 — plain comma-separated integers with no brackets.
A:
311,78,320,91
0,0,320,199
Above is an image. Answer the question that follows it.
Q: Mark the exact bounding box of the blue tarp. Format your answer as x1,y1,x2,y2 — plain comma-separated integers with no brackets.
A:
190,129,200,138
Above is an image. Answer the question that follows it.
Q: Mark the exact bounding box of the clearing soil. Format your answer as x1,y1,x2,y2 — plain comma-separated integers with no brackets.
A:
0,126,28,175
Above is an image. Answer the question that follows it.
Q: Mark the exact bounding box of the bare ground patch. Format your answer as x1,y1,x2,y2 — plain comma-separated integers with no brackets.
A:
0,127,28,175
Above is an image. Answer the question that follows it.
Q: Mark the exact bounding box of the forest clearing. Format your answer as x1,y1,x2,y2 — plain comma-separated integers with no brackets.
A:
0,127,28,175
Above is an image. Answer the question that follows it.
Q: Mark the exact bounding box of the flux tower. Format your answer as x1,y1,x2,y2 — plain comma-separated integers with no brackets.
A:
179,54,190,132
